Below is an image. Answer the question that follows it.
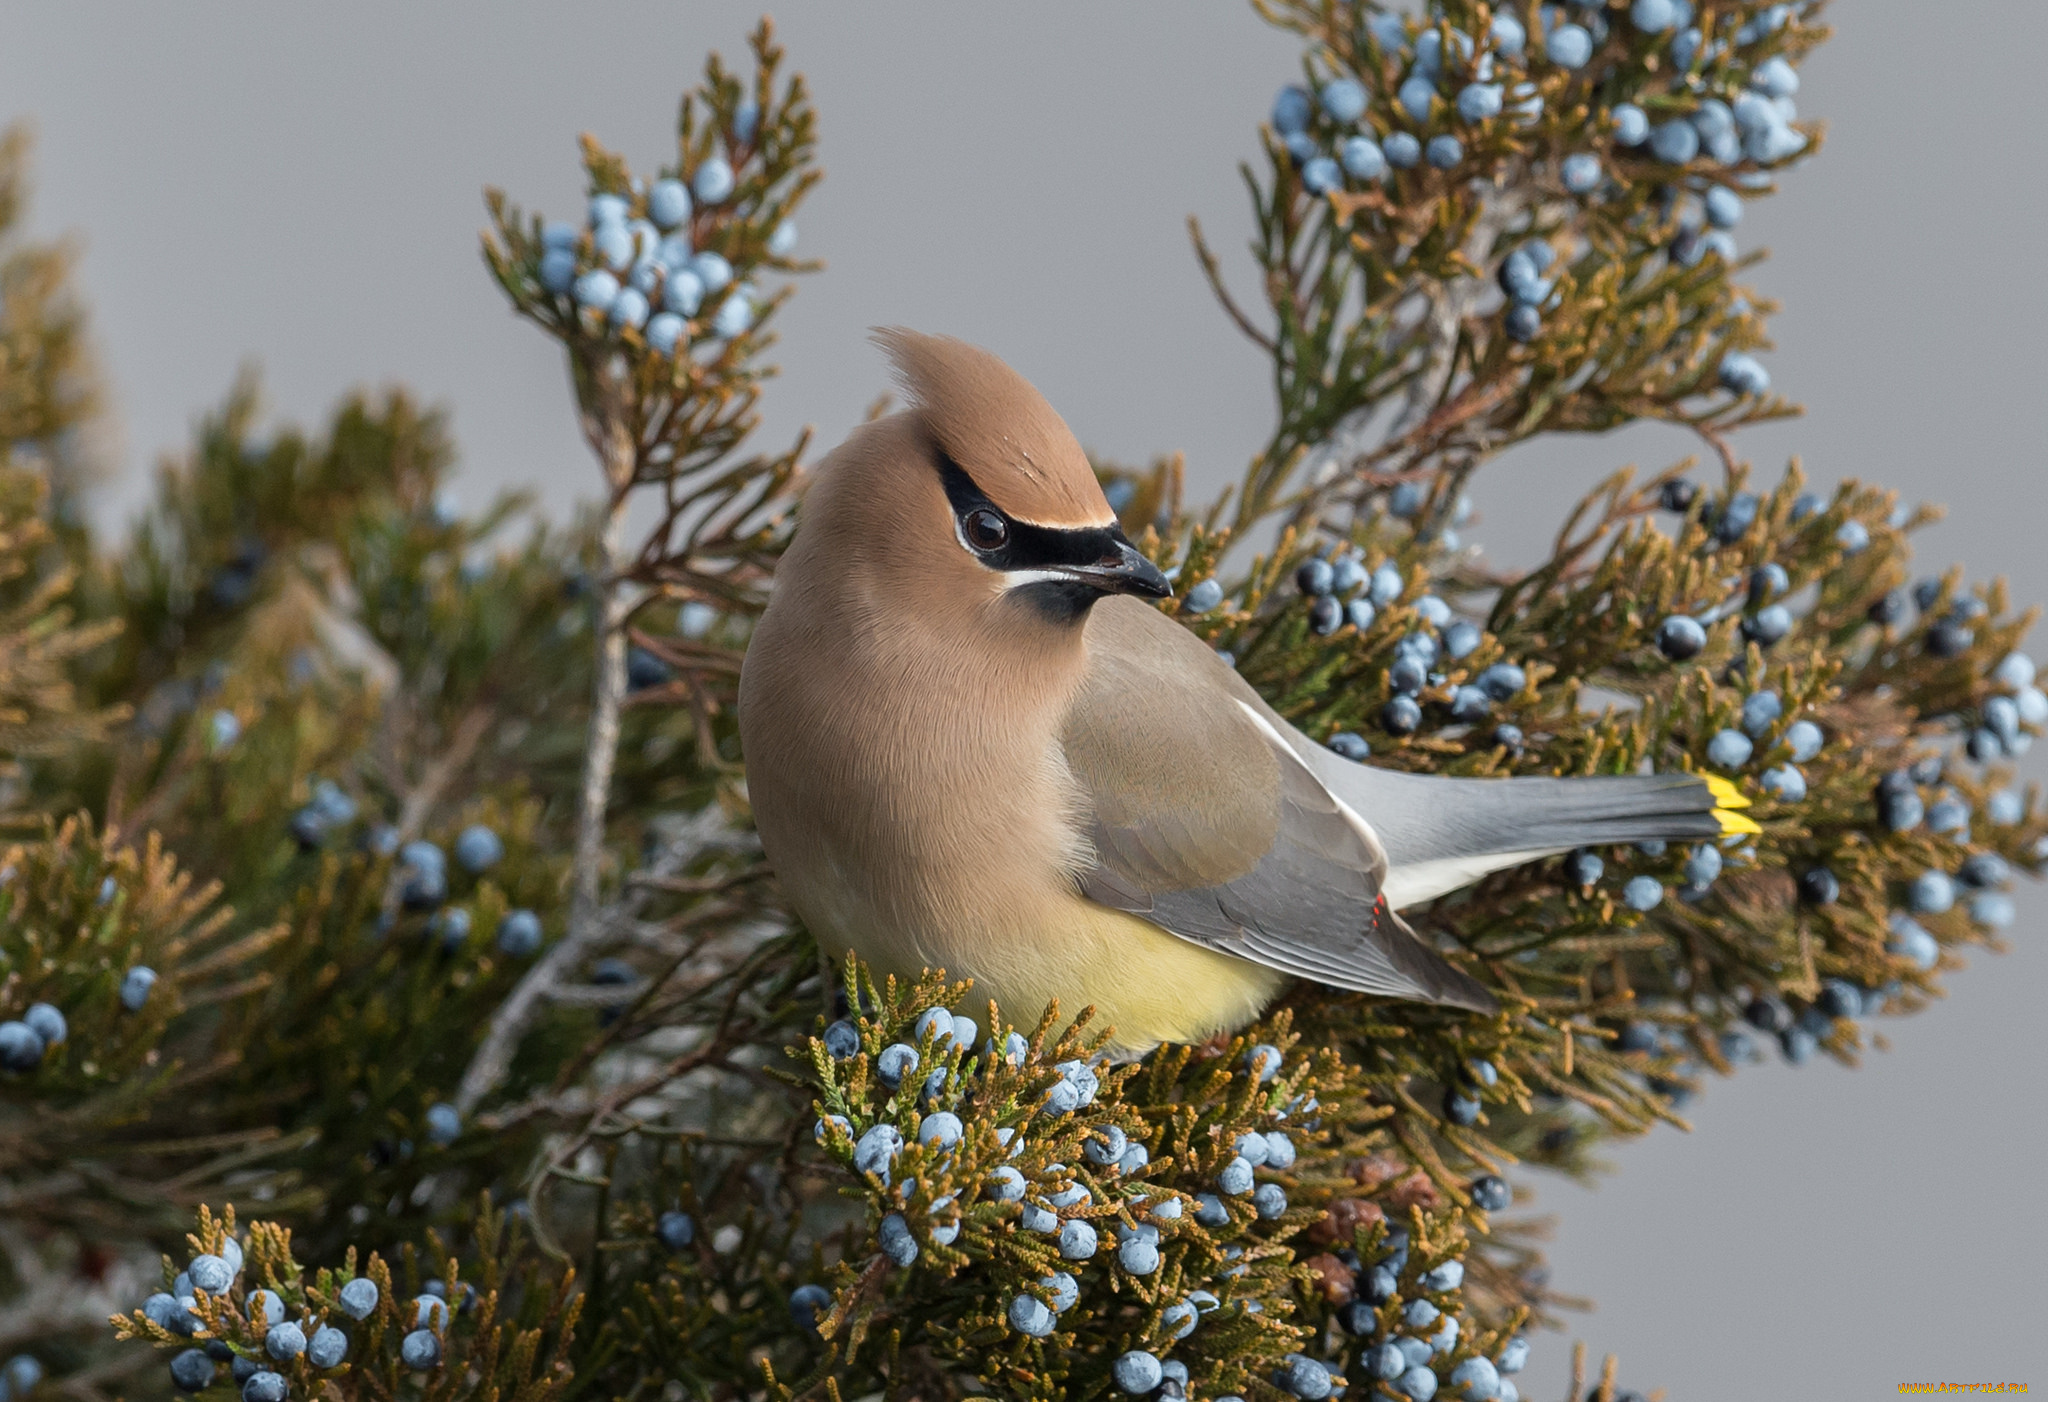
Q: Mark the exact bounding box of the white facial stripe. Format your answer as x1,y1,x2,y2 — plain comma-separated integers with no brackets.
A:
1000,569,1076,589
1016,514,1118,531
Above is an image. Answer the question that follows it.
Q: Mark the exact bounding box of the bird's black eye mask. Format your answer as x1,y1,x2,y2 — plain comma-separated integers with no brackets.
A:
934,454,1171,621
936,455,1125,576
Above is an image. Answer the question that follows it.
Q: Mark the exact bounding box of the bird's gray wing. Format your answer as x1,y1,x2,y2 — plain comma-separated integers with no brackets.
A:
1064,597,1497,1012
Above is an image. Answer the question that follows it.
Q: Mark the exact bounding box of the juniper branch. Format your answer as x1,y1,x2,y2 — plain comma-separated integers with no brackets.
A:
454,802,746,1113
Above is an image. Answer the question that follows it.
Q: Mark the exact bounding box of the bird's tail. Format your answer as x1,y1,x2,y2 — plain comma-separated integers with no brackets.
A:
1318,762,1758,909
1459,770,1758,850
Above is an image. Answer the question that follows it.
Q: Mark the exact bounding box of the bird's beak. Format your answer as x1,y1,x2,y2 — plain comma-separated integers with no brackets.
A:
1057,532,1173,600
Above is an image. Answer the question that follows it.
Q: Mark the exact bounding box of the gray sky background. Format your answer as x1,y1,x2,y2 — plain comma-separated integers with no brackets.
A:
5,3,2045,1394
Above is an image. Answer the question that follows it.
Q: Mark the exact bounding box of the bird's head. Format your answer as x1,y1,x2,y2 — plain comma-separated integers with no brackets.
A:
793,329,1171,633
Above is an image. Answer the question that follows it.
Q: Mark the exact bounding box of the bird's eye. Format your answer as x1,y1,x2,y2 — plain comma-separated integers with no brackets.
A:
963,509,1009,552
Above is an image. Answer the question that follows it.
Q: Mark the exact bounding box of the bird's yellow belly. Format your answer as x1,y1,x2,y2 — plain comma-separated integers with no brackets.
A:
816,886,1286,1058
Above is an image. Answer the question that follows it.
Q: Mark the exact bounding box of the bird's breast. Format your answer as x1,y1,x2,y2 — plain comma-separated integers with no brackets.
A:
741,606,1093,979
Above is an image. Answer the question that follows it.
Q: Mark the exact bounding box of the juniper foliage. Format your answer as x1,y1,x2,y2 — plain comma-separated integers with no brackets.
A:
0,4,2010,1399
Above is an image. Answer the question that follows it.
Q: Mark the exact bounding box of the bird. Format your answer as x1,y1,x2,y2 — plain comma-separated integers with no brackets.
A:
738,329,1759,1058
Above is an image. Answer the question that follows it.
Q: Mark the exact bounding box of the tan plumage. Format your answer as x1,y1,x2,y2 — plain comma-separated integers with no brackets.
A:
740,330,1753,1056
871,327,1114,531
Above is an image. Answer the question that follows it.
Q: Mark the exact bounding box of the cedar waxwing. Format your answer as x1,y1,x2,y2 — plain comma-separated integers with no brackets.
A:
738,329,1757,1057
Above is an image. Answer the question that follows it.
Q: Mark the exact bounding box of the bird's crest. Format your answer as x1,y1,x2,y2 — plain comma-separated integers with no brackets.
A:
872,327,1113,530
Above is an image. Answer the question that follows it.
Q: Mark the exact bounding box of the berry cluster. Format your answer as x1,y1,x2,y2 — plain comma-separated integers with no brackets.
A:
790,968,1564,1400
1269,9,1539,192
0,1002,66,1075
118,1207,568,1398
1263,1,1815,397
1288,530,1538,762
542,176,784,352
806,980,1302,1395
137,1234,379,1395
489,63,815,378
0,940,158,1076
297,796,553,969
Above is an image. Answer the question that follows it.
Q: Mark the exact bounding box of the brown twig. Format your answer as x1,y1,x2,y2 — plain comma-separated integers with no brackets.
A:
1188,214,1276,354
1693,419,1742,479
453,803,747,1113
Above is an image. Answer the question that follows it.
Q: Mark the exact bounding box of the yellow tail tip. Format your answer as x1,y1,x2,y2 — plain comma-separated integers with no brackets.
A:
1703,774,1752,810
1716,807,1763,836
